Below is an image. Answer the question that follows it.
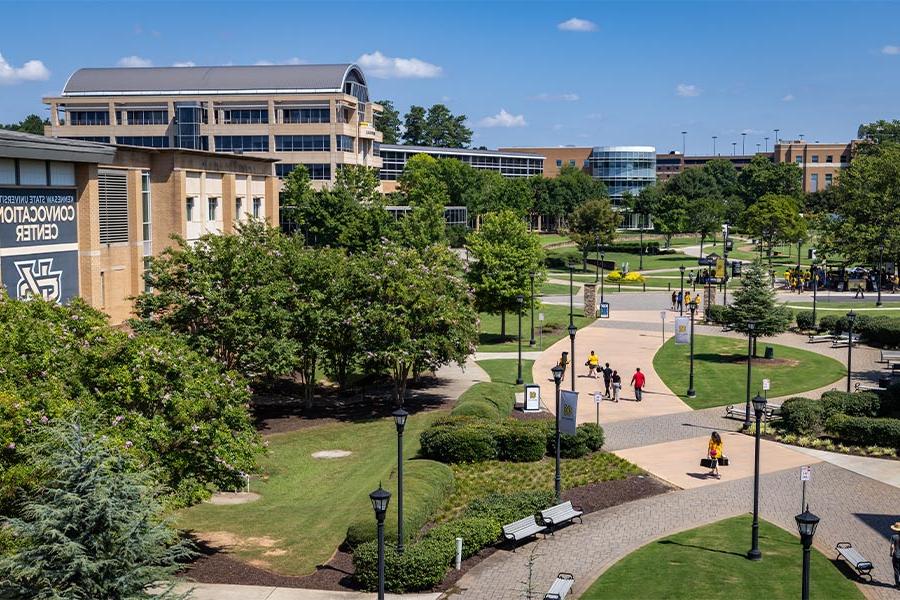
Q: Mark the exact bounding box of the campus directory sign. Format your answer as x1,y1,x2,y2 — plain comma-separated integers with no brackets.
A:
599,302,610,318
524,384,541,412
0,187,79,303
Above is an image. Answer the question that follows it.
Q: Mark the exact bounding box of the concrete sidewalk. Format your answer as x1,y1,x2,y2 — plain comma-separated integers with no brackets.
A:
175,583,440,600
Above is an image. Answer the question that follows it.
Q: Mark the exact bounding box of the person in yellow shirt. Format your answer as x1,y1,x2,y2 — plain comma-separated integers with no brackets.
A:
684,291,692,306
707,431,724,478
586,350,600,378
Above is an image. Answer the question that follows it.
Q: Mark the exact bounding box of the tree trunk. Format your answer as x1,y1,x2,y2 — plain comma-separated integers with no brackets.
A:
501,310,506,337
700,235,706,255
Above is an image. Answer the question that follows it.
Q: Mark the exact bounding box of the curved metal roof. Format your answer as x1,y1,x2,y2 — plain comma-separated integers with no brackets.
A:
62,63,366,96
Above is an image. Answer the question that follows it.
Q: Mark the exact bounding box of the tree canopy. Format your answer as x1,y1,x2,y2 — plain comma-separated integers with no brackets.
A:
396,103,472,147
743,194,806,262
726,261,792,338
569,198,621,264
1,114,46,136
374,99,401,144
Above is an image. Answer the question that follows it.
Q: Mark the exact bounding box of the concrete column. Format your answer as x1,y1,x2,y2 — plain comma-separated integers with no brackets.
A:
222,173,236,233
583,283,597,318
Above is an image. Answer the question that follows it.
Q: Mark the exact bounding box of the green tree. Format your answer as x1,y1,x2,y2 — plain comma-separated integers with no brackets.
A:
650,192,690,248
331,165,400,249
569,198,620,268
726,261,792,344
1,114,47,136
553,165,608,218
374,99,402,144
857,119,900,144
398,154,449,249
467,210,545,337
135,221,297,381
689,196,726,255
424,103,472,148
623,189,655,269
358,243,477,405
703,159,741,198
665,167,718,201
743,194,806,264
0,420,193,599
402,105,428,145
738,154,803,203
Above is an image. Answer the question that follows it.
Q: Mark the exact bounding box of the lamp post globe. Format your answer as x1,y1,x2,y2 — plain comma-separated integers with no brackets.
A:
391,408,408,553
747,393,767,561
369,484,391,600
516,294,525,385
795,508,821,600
551,365,564,500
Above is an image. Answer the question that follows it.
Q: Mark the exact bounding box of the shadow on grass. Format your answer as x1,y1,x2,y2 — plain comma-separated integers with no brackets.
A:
657,539,745,558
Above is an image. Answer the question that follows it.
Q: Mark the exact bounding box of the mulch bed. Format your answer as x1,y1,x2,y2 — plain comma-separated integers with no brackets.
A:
179,474,674,591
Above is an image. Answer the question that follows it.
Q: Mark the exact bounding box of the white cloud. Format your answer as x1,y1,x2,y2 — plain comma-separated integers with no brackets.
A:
586,112,604,120
117,55,153,68
882,45,900,55
558,17,598,32
532,92,580,102
0,53,50,85
782,94,795,102
173,61,196,67
357,51,442,79
675,83,700,97
479,109,527,128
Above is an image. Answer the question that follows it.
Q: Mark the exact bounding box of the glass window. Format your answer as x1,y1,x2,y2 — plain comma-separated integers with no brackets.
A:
186,197,195,222
282,107,330,123
235,197,243,219
810,173,819,192
221,108,269,124
116,136,169,148
569,159,575,166
208,197,218,221
556,159,562,167
825,173,833,188
69,110,109,126
143,257,153,293
274,135,330,152
141,172,152,250
126,110,168,125
214,136,269,152
826,155,833,163
252,197,262,218
336,135,354,152
795,156,803,164
811,155,819,163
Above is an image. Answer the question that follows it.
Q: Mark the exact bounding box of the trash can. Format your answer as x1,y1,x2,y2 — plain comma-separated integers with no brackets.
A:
764,346,774,359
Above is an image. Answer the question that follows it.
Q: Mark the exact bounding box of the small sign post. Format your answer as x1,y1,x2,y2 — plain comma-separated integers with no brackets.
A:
660,311,667,341
538,312,545,350
593,390,602,425
800,465,811,512
524,384,541,412
599,302,610,319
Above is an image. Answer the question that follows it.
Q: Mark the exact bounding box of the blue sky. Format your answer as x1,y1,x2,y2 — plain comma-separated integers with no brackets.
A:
2,0,899,153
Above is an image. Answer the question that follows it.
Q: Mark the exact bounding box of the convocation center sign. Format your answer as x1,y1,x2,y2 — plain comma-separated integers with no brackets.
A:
0,187,79,303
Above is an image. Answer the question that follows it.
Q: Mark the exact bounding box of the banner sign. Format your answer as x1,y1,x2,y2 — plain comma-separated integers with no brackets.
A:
560,390,578,435
674,316,690,344
715,258,726,279
599,302,609,318
524,384,541,412
0,187,79,304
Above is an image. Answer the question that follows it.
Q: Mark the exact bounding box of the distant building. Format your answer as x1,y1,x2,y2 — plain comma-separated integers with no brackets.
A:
378,144,544,193
773,140,855,193
656,152,772,182
497,146,592,178
588,146,656,229
0,130,277,323
43,63,381,189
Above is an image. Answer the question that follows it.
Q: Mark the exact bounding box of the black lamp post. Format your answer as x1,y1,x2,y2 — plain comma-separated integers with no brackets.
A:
679,265,686,316
595,236,601,283
795,508,820,600
811,264,818,328
877,240,885,307
687,299,698,398
516,294,524,385
529,272,536,346
743,320,757,429
551,364,564,500
846,310,857,393
568,264,575,328
369,485,391,600
391,409,407,553
568,323,577,392
600,253,606,303
747,393,767,561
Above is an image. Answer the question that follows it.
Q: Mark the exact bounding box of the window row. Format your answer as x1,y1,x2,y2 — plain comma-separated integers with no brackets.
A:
122,110,168,125
117,136,169,148
282,108,330,123
275,163,331,180
215,136,269,152
275,135,330,152
185,196,264,222
221,109,269,124
336,135,354,152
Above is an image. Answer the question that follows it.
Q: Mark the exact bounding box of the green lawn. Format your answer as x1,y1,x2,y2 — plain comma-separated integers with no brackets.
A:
541,282,579,296
547,246,699,273
477,358,534,385
785,300,900,314
582,515,863,600
177,410,444,576
653,335,845,409
539,233,571,247
478,303,595,352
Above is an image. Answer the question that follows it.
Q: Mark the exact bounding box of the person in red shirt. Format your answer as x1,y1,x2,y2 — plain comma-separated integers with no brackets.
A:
631,368,646,402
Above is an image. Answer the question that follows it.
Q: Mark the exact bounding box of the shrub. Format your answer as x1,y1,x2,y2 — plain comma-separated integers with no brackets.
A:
820,390,881,419
623,272,645,283
419,419,499,463
818,315,839,333
424,516,501,559
705,304,729,324
881,382,900,418
353,537,451,593
795,311,815,331
345,460,454,547
780,397,825,436
857,316,900,348
544,422,604,458
465,490,555,525
451,382,515,421
495,421,547,462
578,422,605,451
825,414,900,448
606,271,623,282
451,399,500,421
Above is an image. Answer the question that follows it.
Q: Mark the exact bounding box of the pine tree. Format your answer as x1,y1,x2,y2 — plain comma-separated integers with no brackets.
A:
726,260,792,342
0,420,193,599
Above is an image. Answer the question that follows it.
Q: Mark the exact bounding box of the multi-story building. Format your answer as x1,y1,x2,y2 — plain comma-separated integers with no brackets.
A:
588,146,656,229
0,130,277,323
497,146,591,177
773,141,854,193
656,152,772,182
43,64,381,189
378,144,544,193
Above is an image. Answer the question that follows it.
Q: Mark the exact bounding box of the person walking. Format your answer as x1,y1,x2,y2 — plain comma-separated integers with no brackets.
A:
706,432,724,478
602,363,613,398
891,522,900,588
892,273,899,293
676,290,683,313
586,350,599,378
611,370,622,402
855,282,865,299
558,352,569,382
671,291,677,311
684,291,692,307
631,367,646,402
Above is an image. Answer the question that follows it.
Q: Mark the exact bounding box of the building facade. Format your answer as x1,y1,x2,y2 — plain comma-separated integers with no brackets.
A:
773,141,854,193
497,146,592,178
588,146,656,229
0,130,277,323
43,64,381,189
656,152,772,182
378,144,544,193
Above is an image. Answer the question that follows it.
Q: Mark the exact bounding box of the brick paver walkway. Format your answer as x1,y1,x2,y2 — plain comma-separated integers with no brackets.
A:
452,463,900,599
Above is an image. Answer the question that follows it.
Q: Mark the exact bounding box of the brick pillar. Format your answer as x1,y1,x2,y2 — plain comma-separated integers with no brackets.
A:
583,283,597,318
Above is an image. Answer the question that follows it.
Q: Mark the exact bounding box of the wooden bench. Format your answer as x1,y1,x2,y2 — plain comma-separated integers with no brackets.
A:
835,542,874,581
544,572,575,600
831,334,861,348
855,382,883,393
539,501,584,533
725,403,780,420
808,334,834,343
881,350,900,363
724,404,747,420
501,515,546,549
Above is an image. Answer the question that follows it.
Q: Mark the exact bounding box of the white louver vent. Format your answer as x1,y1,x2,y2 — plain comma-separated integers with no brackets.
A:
98,169,129,244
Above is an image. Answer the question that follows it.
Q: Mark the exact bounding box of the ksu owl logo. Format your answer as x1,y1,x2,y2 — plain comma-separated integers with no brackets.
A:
563,404,575,417
14,258,63,303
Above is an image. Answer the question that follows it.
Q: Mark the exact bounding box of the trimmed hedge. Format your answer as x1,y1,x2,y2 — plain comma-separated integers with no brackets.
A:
495,420,547,462
825,414,900,448
780,397,826,436
796,311,815,331
451,382,516,421
353,536,451,593
425,516,502,559
706,304,729,324
345,460,455,547
816,314,900,348
419,418,500,463
465,490,556,525
544,422,605,458
820,390,881,418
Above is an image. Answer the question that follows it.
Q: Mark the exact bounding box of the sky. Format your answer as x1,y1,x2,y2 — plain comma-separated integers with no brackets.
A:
1,0,899,154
